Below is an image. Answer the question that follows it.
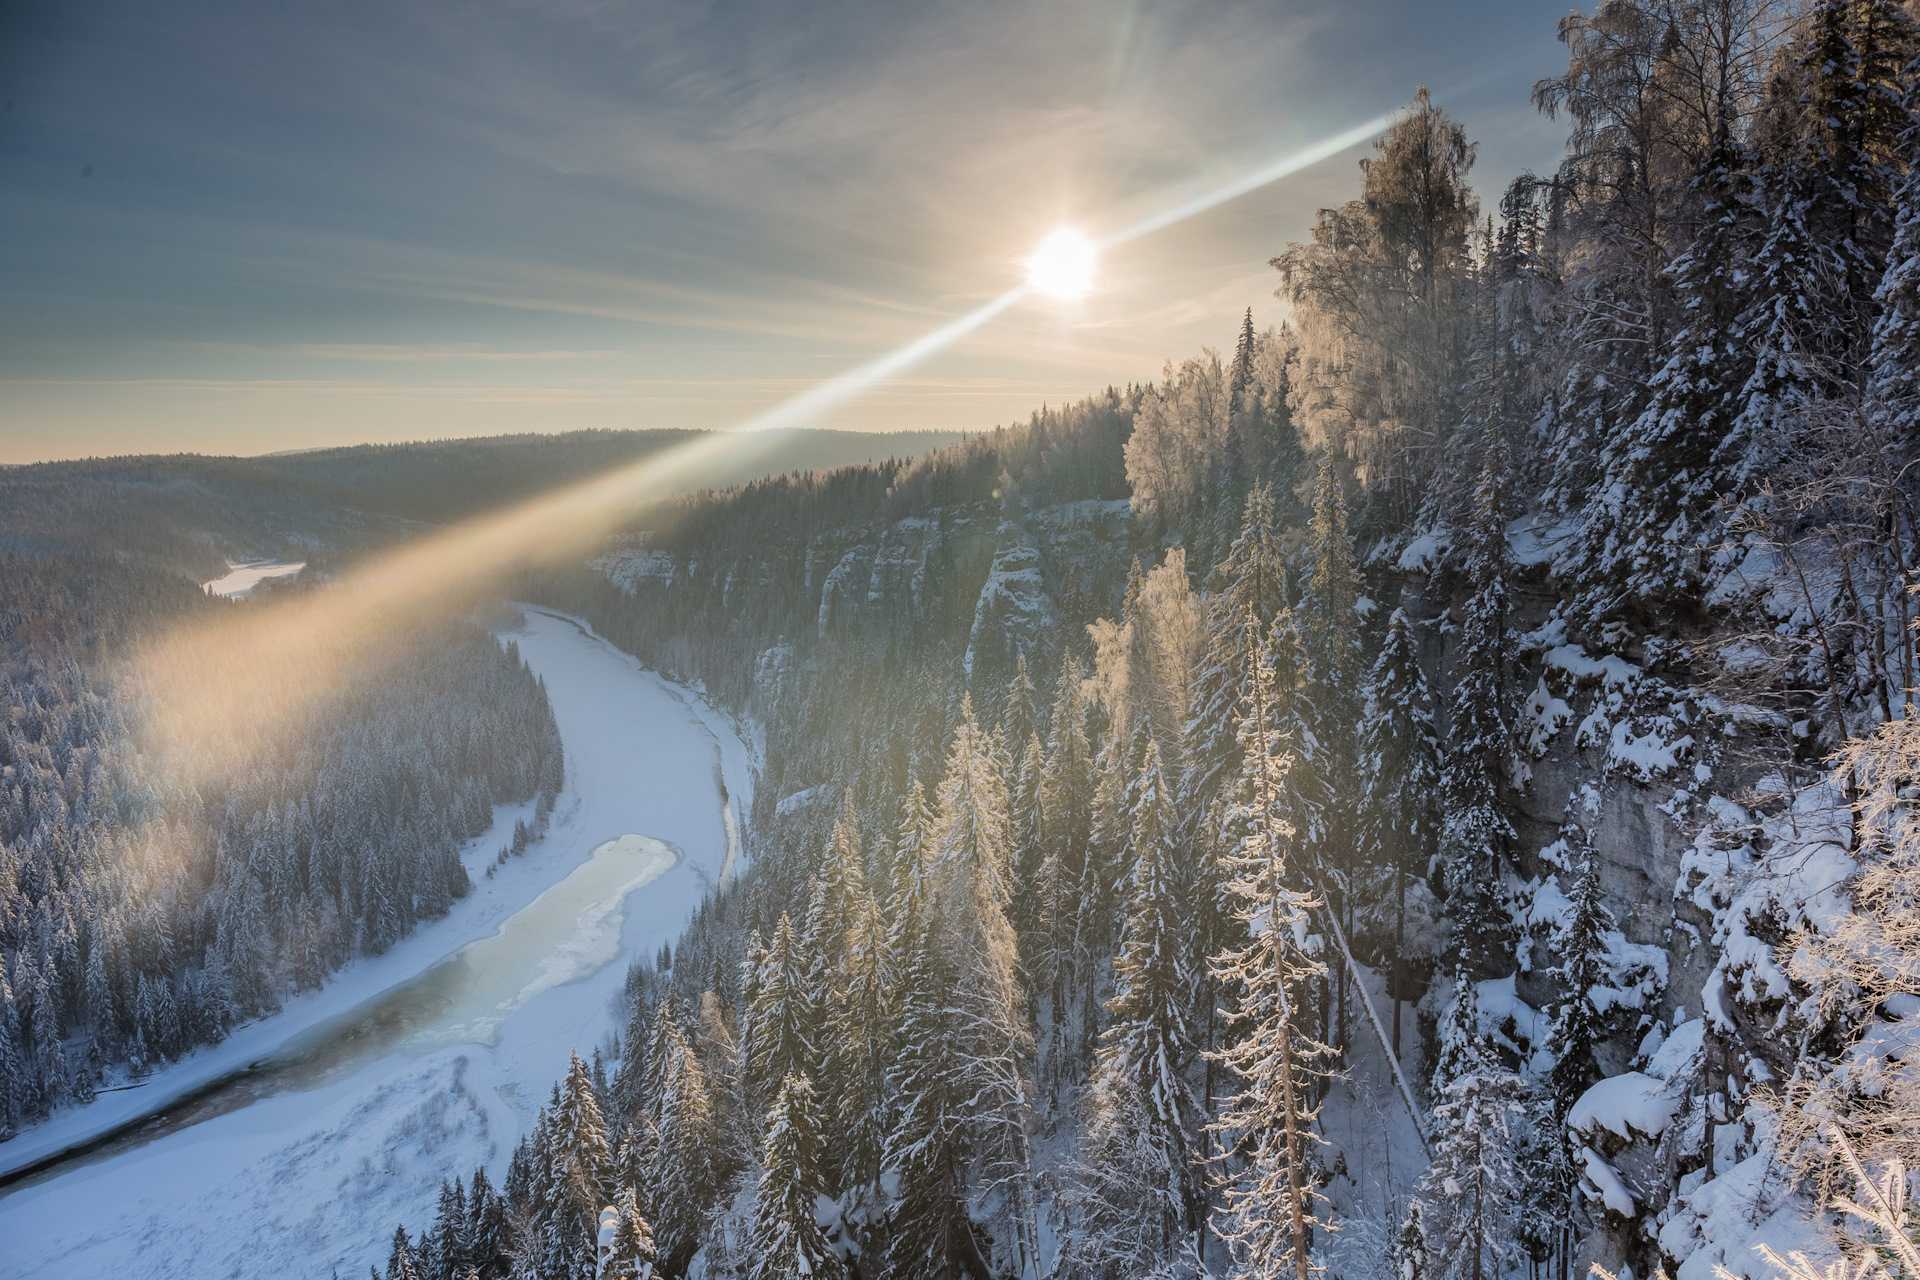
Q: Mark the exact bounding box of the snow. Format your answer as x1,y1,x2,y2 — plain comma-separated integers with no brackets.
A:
201,560,305,598
1543,642,1642,690
1395,530,1449,572
1580,1144,1638,1216
962,526,1055,677
591,542,676,594
1568,1072,1683,1141
0,608,755,1280
1506,513,1578,568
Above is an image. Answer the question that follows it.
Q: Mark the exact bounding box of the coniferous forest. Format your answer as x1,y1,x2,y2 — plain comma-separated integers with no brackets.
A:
0,559,564,1126
365,4,1920,1278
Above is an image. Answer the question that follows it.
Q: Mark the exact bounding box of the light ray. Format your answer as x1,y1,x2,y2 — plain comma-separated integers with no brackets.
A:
732,287,1026,434
131,110,1399,786
1101,112,1401,248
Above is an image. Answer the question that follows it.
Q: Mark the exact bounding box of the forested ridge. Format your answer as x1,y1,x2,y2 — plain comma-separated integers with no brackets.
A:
374,2,1920,1279
0,557,565,1128
0,429,966,582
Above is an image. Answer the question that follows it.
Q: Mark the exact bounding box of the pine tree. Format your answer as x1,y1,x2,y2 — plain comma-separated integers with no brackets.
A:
1363,607,1440,1052
1209,626,1336,1280
747,1074,842,1280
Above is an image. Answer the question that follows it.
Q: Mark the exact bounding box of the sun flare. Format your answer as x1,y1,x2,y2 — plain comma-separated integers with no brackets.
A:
1025,226,1097,300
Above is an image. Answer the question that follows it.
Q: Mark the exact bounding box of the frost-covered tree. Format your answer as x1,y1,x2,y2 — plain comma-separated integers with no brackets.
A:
1565,142,1756,616
1545,826,1611,1128
546,1052,613,1280
1076,737,1204,1261
1780,708,1920,1181
881,885,977,1280
599,1184,655,1280
747,1074,841,1280
1439,428,1517,974
1210,625,1337,1280
650,1019,720,1269
745,913,818,1111
1412,1059,1533,1280
822,822,893,1196
928,696,1037,1268
1189,485,1291,811
1363,606,1441,1050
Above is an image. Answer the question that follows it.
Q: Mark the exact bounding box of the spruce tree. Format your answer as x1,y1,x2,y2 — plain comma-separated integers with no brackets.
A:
745,913,818,1109
928,695,1037,1267
823,831,892,1196
651,1019,720,1269
881,894,975,1280
1413,1060,1533,1280
1566,143,1756,616
549,1051,613,1279
1439,428,1516,975
1075,735,1204,1267
1545,826,1611,1128
1363,606,1440,1051
748,1074,842,1280
600,1184,656,1280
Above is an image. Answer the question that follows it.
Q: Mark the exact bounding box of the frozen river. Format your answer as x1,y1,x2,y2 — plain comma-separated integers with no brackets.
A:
0,608,753,1279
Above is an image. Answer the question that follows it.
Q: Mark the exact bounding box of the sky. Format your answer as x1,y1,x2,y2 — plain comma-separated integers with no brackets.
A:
0,0,1568,464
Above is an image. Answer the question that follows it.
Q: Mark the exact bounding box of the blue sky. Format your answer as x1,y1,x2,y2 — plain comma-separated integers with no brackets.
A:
0,0,1568,462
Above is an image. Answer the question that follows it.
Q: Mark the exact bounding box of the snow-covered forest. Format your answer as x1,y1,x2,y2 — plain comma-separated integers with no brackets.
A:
0,556,565,1125
366,3,1920,1278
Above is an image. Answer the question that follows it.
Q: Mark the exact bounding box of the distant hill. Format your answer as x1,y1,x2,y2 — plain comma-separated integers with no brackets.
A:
0,428,967,579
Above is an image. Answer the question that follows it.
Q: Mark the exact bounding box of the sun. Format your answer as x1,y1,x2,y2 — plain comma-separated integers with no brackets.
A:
1025,227,1097,300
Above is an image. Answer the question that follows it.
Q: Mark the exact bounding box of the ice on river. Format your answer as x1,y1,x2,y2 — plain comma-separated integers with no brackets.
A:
201,560,306,597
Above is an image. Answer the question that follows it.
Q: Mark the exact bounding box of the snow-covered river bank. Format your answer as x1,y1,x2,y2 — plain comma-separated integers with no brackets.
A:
0,608,754,1280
